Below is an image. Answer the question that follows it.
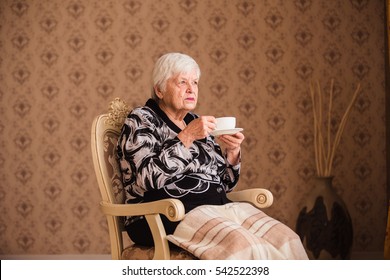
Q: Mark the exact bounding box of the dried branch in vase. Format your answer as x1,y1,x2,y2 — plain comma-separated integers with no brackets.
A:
309,80,361,177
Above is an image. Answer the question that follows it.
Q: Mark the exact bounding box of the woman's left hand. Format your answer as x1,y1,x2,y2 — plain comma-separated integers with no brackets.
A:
217,132,245,165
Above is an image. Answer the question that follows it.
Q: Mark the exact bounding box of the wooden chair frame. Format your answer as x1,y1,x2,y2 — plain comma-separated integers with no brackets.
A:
91,98,273,260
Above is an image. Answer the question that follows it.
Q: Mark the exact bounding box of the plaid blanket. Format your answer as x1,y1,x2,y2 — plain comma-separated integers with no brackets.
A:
167,202,308,260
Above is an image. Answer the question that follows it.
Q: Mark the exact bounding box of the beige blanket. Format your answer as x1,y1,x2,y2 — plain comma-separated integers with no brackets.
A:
167,202,308,260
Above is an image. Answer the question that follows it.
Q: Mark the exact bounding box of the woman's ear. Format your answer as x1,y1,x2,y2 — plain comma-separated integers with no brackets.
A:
154,86,163,99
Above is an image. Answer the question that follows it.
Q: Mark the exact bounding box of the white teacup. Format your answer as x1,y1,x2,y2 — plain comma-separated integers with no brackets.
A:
215,117,236,130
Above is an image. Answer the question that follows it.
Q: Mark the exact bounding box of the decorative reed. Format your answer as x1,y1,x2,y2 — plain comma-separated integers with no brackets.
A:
309,80,361,177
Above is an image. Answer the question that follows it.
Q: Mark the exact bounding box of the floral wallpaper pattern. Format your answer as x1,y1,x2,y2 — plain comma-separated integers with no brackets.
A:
0,0,387,257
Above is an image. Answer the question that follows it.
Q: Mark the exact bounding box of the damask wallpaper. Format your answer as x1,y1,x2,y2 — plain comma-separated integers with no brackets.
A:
0,0,387,257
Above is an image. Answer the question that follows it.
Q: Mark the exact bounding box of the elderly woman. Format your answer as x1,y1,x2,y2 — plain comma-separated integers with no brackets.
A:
117,53,308,259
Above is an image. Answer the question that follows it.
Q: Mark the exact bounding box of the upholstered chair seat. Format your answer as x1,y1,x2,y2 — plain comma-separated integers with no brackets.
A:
121,244,196,260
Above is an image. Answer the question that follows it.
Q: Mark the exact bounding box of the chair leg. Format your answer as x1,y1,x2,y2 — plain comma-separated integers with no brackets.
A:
145,214,171,260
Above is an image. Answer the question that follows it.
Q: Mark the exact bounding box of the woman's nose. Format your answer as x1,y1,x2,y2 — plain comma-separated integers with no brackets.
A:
186,82,195,92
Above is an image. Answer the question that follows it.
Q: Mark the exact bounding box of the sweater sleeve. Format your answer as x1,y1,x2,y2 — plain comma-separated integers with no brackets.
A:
219,150,241,193
117,109,193,196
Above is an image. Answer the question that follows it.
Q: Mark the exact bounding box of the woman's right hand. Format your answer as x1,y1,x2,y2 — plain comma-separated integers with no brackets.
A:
178,116,216,147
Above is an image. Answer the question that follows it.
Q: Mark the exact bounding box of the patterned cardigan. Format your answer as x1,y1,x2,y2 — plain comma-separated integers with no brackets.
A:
117,99,240,224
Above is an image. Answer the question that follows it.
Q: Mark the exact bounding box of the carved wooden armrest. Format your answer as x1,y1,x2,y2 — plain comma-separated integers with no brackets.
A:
227,188,273,209
100,199,185,260
100,198,185,221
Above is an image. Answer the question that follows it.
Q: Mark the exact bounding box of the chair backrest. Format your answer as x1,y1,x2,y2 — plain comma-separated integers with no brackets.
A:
91,97,130,259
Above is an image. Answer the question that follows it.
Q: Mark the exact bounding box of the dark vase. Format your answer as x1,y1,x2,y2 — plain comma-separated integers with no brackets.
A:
296,176,353,259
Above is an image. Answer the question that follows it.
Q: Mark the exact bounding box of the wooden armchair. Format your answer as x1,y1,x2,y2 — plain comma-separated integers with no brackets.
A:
91,98,274,260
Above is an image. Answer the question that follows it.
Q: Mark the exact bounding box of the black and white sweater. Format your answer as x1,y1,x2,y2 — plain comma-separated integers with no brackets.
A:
117,99,240,224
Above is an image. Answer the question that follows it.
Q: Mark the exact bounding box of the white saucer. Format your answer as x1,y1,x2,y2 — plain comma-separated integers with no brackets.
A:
210,128,243,136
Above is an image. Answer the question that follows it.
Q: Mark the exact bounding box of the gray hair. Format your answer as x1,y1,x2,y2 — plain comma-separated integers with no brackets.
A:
151,53,201,101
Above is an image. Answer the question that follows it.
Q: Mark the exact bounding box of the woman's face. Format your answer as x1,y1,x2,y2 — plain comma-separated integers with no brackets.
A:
158,70,199,115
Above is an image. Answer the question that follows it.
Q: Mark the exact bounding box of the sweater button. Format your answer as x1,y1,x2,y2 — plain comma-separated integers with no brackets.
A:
217,187,222,193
